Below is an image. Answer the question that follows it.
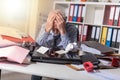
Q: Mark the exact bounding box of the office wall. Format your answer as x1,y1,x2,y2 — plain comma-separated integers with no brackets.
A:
34,0,55,39
0,0,27,31
0,0,60,39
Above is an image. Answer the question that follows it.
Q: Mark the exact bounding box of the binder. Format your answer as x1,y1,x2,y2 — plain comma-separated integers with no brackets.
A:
68,4,74,21
82,25,88,41
95,27,101,42
118,9,120,26
106,28,113,47
81,5,86,22
115,29,120,48
90,26,96,41
114,6,120,26
72,4,79,22
77,5,83,22
111,28,118,47
78,25,82,41
100,27,108,45
108,6,116,25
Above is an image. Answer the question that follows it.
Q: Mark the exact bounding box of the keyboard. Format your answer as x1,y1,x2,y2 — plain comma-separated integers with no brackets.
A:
31,56,82,64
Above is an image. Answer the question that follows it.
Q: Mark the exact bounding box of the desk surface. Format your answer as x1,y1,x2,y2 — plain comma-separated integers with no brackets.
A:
0,62,120,80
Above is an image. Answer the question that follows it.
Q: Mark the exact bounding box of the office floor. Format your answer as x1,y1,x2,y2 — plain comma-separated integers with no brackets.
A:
1,70,55,80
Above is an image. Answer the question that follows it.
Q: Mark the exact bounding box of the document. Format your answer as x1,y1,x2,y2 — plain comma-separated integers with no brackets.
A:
81,41,115,55
36,46,49,54
81,44,101,55
0,39,18,47
0,46,30,63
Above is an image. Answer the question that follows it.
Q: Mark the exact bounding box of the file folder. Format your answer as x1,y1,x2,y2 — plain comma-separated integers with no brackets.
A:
82,25,88,41
90,26,96,41
108,6,116,25
68,4,74,21
114,6,120,26
77,5,83,22
78,25,82,41
100,27,108,45
72,4,79,22
118,9,120,26
115,29,120,48
95,27,101,42
106,28,113,47
81,5,86,22
111,28,118,47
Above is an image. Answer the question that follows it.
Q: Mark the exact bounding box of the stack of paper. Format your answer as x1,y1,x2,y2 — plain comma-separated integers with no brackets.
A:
0,39,18,47
81,41,115,55
0,46,30,63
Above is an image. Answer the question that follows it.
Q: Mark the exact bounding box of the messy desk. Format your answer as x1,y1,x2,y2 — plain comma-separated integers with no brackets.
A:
0,41,119,80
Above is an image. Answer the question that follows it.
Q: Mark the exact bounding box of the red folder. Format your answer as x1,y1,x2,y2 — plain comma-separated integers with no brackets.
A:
68,4,74,21
108,6,116,25
1,35,35,43
82,25,88,41
118,12,120,27
77,5,83,22
78,25,82,41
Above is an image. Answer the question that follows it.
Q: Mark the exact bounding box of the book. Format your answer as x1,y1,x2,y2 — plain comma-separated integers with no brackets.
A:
0,46,30,64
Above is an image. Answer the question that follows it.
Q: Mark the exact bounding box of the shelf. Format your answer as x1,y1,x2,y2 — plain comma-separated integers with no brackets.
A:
53,1,120,50
54,1,120,5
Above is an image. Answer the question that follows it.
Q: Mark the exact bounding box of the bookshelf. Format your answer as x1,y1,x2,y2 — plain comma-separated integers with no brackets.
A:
53,1,120,53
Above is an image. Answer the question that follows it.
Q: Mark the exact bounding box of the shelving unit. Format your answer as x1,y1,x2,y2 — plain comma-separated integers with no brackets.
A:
53,1,120,53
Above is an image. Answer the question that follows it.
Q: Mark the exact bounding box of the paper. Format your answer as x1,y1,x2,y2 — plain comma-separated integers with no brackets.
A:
0,46,30,63
65,42,78,51
81,44,101,55
0,39,18,47
55,50,68,54
36,46,49,54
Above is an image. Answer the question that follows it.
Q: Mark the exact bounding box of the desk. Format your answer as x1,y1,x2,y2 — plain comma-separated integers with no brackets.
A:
0,62,120,80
